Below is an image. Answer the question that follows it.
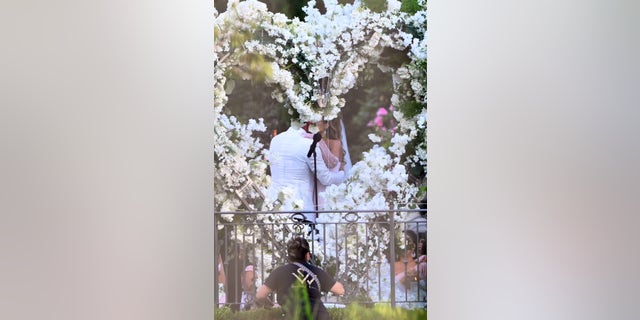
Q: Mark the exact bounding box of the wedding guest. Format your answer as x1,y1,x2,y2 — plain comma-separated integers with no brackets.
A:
417,238,427,288
267,121,346,223
394,230,420,289
404,230,419,259
394,249,418,289
217,253,226,307
218,254,226,284
256,237,344,320
240,259,257,310
225,243,248,311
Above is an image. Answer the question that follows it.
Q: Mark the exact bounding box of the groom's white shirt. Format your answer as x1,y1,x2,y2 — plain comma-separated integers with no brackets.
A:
268,126,345,221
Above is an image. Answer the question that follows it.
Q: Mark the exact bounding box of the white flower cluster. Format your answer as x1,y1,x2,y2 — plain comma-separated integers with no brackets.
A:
391,61,427,172
322,145,418,211
261,186,305,212
221,0,411,122
214,114,269,212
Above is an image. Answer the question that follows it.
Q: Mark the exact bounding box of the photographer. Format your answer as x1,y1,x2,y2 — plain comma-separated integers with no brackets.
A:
256,237,344,320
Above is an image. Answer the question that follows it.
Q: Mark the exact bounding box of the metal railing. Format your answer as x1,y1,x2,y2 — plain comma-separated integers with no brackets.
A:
214,209,427,310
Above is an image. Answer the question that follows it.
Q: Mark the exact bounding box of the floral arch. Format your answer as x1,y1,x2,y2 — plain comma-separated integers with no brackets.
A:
214,0,427,213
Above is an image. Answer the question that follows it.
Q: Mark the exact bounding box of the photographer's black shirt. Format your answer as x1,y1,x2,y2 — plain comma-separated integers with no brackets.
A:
264,262,336,320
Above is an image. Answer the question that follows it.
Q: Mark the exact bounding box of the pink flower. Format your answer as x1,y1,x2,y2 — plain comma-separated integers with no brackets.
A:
374,116,384,127
376,107,388,116
369,106,394,131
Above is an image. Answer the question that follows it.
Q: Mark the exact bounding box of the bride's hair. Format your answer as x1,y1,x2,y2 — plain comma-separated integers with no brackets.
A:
324,118,346,165
325,118,342,140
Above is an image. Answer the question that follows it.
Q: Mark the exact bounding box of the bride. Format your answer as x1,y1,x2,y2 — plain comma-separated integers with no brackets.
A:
315,117,351,209
387,230,427,307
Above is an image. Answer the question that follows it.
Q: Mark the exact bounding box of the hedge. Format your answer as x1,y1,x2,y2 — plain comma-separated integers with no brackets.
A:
214,304,427,320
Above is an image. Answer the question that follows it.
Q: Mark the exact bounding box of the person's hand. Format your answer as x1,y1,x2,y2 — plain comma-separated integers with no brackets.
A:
255,295,274,309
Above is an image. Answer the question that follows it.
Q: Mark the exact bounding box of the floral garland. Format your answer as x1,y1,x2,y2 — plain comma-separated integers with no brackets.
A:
214,114,269,212
214,0,427,302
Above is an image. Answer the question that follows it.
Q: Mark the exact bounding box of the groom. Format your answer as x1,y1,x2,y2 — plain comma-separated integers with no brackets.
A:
267,121,346,223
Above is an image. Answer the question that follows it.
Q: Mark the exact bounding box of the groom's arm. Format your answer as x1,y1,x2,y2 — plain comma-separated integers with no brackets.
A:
307,146,345,185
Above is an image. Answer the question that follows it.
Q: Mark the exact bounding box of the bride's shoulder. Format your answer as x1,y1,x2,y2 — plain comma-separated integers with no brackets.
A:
326,139,342,148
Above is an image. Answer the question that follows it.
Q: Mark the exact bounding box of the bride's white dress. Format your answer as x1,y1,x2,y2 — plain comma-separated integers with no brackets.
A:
316,140,341,209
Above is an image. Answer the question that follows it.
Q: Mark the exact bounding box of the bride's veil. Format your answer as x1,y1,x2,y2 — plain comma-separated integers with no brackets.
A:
340,118,352,176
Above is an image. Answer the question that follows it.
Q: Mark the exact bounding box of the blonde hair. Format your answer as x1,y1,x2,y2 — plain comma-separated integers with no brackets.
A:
323,118,345,166
325,118,342,140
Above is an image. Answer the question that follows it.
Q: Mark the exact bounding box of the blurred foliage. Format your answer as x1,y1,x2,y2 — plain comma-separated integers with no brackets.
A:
361,0,387,12
379,47,412,69
284,281,313,320
400,0,422,14
334,304,427,320
228,53,273,83
397,100,422,120
342,65,394,163
214,306,284,320
214,304,427,320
